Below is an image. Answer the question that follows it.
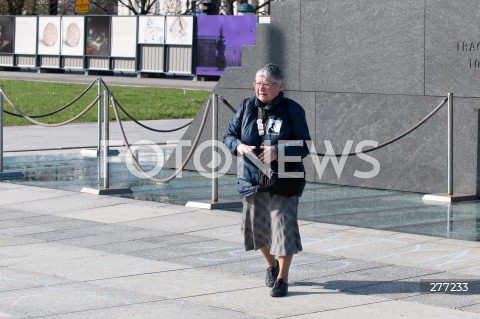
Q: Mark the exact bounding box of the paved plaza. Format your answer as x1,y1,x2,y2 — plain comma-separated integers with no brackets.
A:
0,182,480,318
0,71,479,318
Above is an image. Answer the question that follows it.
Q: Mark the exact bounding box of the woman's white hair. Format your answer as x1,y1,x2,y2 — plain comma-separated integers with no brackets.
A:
255,63,284,85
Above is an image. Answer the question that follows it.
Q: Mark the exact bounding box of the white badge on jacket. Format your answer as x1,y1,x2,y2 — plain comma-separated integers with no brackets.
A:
266,119,282,135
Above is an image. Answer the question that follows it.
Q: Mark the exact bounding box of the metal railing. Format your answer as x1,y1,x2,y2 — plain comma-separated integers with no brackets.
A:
220,93,457,199
0,79,466,203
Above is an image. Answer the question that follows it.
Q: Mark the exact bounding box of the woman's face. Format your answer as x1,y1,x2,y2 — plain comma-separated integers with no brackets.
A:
255,75,283,105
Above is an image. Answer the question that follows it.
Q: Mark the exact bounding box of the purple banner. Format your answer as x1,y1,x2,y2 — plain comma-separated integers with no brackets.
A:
196,15,256,76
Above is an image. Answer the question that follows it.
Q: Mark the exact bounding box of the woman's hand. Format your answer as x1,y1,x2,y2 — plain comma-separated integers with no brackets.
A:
259,145,277,163
237,144,256,156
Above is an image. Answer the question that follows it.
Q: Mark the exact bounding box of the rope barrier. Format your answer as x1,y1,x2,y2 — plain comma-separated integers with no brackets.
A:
220,95,449,157
101,78,194,133
98,78,109,90
113,97,193,133
315,97,448,157
219,96,237,113
0,89,100,127
0,77,450,184
111,94,212,183
3,79,97,118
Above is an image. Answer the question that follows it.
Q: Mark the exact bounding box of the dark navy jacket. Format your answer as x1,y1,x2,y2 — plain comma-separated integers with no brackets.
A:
223,92,311,197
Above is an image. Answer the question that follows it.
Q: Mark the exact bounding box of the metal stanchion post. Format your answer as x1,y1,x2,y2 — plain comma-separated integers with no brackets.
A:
81,90,131,195
212,93,219,203
186,93,242,210
97,79,103,181
0,86,23,180
422,92,476,203
103,89,109,189
447,93,453,196
80,78,118,157
98,77,102,152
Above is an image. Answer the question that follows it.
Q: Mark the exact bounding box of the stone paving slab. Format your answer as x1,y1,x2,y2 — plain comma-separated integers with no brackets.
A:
0,234,41,247
0,183,479,319
293,300,480,319
299,224,480,273
0,242,105,267
0,224,61,237
51,233,140,248
403,292,480,312
129,239,241,261
454,264,480,276
183,285,388,318
0,192,134,215
0,267,70,292
93,267,264,300
320,264,436,293
43,299,264,319
0,209,40,220
89,232,209,254
301,230,439,258
0,187,71,206
0,281,163,318
372,241,480,272
54,202,190,224
120,210,241,233
464,304,480,313
11,254,189,282
166,248,261,269
188,222,244,239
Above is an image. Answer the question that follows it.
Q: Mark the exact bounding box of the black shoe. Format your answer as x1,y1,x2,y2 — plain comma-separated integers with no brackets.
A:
265,260,279,287
270,278,288,297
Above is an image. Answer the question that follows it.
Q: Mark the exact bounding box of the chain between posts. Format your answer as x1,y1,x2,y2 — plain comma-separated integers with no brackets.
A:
110,93,212,183
0,82,453,193
220,95,449,157
2,79,98,118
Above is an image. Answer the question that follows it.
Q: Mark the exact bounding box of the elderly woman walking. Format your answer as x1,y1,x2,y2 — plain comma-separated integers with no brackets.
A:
223,63,311,297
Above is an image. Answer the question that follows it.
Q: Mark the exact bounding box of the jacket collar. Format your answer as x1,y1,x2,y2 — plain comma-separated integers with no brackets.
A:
255,91,284,112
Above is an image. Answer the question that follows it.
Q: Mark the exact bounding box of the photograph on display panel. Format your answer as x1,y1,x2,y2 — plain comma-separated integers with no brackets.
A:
0,17,14,53
138,16,165,44
165,16,193,45
111,16,137,58
38,16,61,55
15,17,37,55
61,16,84,56
196,15,256,76
85,16,111,56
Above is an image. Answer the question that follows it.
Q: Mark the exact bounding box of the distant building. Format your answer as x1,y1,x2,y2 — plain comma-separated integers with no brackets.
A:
196,36,217,67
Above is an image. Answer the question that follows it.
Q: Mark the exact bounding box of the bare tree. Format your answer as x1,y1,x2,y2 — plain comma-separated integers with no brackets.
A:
58,0,77,15
88,0,159,15
124,0,158,14
88,0,117,14
185,0,236,15
161,0,179,14
24,0,49,15
0,0,53,15
0,0,26,14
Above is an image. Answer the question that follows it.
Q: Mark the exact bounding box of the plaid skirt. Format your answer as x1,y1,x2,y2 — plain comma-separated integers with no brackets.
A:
242,192,302,256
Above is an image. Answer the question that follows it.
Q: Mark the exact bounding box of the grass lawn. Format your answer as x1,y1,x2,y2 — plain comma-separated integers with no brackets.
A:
0,79,210,126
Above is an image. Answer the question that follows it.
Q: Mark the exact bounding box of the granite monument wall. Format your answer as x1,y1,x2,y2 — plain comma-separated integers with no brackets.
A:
171,0,480,195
